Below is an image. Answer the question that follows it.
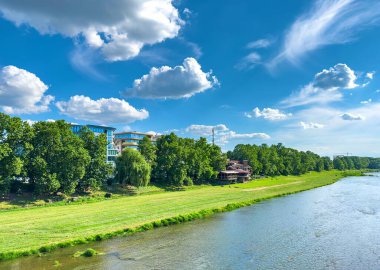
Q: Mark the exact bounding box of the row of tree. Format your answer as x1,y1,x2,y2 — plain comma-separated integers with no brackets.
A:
227,144,380,176
2,112,380,194
333,156,380,171
115,133,227,187
0,113,111,195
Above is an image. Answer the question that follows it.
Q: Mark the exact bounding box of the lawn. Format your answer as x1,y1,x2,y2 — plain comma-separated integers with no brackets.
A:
0,170,352,259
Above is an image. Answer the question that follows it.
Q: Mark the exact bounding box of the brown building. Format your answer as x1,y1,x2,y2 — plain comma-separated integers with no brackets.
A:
219,169,251,183
227,160,252,172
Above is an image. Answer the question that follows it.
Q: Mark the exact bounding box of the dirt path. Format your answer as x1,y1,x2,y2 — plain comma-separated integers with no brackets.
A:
243,181,304,192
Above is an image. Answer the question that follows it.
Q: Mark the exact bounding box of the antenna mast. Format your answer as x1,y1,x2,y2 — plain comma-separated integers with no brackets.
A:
212,128,215,145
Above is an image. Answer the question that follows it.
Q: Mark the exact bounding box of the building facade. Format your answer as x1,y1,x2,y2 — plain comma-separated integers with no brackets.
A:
114,131,155,154
71,124,119,164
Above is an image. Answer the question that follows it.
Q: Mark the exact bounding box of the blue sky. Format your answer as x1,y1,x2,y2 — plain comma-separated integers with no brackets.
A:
0,0,380,156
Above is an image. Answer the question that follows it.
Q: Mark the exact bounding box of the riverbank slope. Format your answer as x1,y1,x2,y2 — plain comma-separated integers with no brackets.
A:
0,170,360,260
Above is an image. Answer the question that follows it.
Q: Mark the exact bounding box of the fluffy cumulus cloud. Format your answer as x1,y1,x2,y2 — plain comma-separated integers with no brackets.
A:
299,121,324,129
246,107,292,121
282,63,369,107
0,65,54,114
184,124,270,145
340,113,365,121
271,0,380,67
122,58,219,99
0,0,183,62
313,63,358,89
56,95,149,124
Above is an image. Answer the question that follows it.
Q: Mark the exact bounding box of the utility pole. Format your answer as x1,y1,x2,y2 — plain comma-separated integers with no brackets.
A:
212,128,215,145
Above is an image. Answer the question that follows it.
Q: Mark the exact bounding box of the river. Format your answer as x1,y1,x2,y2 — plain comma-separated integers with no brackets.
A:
1,173,379,270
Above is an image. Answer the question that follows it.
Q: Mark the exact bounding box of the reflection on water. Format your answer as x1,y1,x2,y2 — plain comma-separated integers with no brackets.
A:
1,174,380,270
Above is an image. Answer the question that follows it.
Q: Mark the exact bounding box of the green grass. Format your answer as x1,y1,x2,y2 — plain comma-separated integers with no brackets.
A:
0,185,165,210
0,170,359,260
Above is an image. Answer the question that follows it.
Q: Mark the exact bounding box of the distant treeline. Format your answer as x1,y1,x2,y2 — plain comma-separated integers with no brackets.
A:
0,113,111,195
333,156,380,171
227,144,380,176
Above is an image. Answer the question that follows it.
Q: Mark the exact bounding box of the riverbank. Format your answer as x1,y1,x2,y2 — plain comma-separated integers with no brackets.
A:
0,170,361,261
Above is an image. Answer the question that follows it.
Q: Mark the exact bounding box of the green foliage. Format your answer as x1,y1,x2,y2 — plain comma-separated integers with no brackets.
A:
0,112,114,196
0,113,33,194
228,143,331,176
333,156,378,171
27,120,90,195
138,136,157,166
152,133,226,186
74,248,98,257
78,127,112,192
115,148,151,187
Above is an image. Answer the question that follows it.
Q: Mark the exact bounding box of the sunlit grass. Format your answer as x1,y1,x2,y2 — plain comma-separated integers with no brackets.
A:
0,170,354,260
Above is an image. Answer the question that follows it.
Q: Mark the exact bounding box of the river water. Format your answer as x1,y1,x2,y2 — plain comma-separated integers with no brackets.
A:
1,173,380,270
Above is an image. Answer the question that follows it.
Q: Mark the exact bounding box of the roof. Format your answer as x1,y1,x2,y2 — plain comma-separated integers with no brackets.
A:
220,170,239,174
220,169,250,174
71,124,116,131
114,131,154,136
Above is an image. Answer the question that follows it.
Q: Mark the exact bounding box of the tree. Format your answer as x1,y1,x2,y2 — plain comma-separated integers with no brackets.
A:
78,127,112,192
138,136,157,166
333,157,346,171
115,148,151,187
27,121,90,195
0,113,33,194
153,133,187,186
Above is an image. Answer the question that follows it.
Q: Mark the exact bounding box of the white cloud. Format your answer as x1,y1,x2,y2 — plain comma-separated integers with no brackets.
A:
314,63,358,89
269,103,380,156
299,121,324,129
122,58,219,99
282,63,366,107
247,39,272,49
225,131,270,140
0,65,54,114
56,95,149,124
340,113,365,121
246,107,292,121
360,98,372,104
366,72,375,79
184,124,270,145
183,8,192,18
235,52,262,70
185,124,228,136
217,131,270,145
0,0,183,62
271,0,380,67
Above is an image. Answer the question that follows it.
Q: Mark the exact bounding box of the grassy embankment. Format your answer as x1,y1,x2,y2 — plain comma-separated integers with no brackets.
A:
0,170,361,260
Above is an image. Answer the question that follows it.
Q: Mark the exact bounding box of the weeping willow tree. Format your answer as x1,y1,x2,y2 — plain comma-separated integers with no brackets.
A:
115,148,151,187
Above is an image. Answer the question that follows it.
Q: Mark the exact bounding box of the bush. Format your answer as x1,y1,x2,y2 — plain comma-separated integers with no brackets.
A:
74,248,98,258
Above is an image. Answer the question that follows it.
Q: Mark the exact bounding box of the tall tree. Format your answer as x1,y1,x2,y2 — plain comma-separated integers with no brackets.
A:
78,127,112,192
0,113,33,194
27,121,90,194
138,136,157,166
115,148,151,187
